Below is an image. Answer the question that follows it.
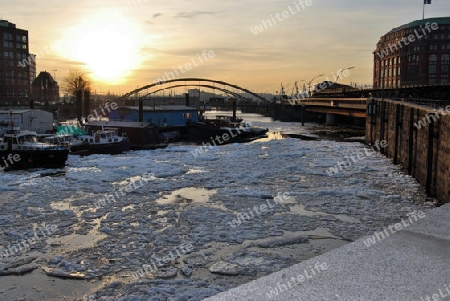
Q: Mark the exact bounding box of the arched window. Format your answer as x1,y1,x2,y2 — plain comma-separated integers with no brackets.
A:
442,54,450,65
429,54,438,64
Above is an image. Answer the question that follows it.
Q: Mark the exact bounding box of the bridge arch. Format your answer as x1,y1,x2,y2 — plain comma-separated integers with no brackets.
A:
141,84,250,102
119,78,268,102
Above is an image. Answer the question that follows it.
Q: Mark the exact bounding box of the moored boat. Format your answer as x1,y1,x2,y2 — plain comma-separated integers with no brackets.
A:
187,116,268,143
43,134,86,152
75,128,130,155
0,127,69,170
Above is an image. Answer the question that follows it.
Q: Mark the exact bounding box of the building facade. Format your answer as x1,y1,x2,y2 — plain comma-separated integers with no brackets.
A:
31,71,59,105
0,109,53,134
0,20,31,106
373,17,450,89
109,106,199,126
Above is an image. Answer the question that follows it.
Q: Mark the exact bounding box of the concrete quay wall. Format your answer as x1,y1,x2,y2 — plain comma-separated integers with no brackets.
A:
366,98,450,204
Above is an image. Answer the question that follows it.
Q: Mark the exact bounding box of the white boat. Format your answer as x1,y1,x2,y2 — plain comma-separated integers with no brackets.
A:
75,128,130,155
0,127,69,170
43,134,85,151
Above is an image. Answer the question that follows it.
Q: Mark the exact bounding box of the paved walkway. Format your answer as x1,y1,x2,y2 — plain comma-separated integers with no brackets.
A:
204,203,450,301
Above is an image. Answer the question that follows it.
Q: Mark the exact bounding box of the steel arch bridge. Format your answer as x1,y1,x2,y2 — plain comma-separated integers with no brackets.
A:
119,78,269,102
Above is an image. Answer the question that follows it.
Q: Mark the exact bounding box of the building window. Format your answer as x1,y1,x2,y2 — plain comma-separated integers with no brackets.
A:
5,70,14,84
442,54,450,65
3,41,13,48
6,88,15,97
18,89,27,97
4,51,14,66
430,44,438,51
429,54,438,64
442,65,449,77
429,65,437,77
3,33,13,40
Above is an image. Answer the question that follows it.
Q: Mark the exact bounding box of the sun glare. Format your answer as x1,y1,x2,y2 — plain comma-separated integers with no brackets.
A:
62,11,144,84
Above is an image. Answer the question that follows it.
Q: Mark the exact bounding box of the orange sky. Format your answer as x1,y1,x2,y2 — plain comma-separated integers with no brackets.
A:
3,0,449,96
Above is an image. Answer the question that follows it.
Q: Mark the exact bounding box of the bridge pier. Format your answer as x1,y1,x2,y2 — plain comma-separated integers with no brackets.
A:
325,113,336,125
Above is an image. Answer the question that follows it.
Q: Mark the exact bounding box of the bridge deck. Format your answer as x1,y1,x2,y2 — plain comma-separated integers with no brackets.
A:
284,98,368,117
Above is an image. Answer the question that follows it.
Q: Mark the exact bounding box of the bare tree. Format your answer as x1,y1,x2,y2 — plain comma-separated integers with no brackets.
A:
61,70,91,96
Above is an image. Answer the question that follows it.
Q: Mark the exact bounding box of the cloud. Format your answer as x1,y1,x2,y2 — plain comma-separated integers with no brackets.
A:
153,13,162,19
175,11,217,19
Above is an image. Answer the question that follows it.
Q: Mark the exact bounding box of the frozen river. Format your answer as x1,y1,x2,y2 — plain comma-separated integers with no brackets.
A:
0,114,432,300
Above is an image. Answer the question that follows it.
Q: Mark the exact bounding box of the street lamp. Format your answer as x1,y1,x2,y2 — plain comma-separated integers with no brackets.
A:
307,74,324,96
335,66,355,83
52,69,57,81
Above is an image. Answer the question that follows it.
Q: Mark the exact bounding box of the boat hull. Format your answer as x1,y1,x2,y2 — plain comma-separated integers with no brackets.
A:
187,122,268,143
0,149,69,170
71,138,131,155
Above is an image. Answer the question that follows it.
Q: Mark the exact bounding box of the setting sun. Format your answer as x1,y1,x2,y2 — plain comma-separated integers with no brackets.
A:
61,11,144,84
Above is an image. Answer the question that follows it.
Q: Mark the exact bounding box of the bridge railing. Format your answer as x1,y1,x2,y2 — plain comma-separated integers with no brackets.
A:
284,98,368,107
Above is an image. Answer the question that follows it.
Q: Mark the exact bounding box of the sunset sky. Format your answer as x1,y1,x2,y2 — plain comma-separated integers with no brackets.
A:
2,0,450,96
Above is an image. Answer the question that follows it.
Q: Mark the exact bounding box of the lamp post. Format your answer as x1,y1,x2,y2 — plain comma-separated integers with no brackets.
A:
307,74,324,96
335,66,355,83
52,69,57,81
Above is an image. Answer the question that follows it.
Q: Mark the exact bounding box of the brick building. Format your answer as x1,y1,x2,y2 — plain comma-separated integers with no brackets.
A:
373,17,450,89
31,71,59,105
0,20,32,106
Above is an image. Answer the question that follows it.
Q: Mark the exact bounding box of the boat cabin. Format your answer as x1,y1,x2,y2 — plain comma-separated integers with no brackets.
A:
80,128,123,144
2,128,55,151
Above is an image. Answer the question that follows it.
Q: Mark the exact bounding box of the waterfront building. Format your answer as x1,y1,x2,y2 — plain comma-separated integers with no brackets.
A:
0,20,31,106
0,108,53,134
31,71,59,106
109,106,199,126
373,17,450,89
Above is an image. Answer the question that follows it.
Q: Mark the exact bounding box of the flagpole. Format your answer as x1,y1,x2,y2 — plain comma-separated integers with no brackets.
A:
423,1,425,20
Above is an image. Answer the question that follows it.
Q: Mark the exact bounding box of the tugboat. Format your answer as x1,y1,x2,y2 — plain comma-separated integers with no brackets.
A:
0,127,69,170
188,99,268,143
75,127,130,155
188,115,268,143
